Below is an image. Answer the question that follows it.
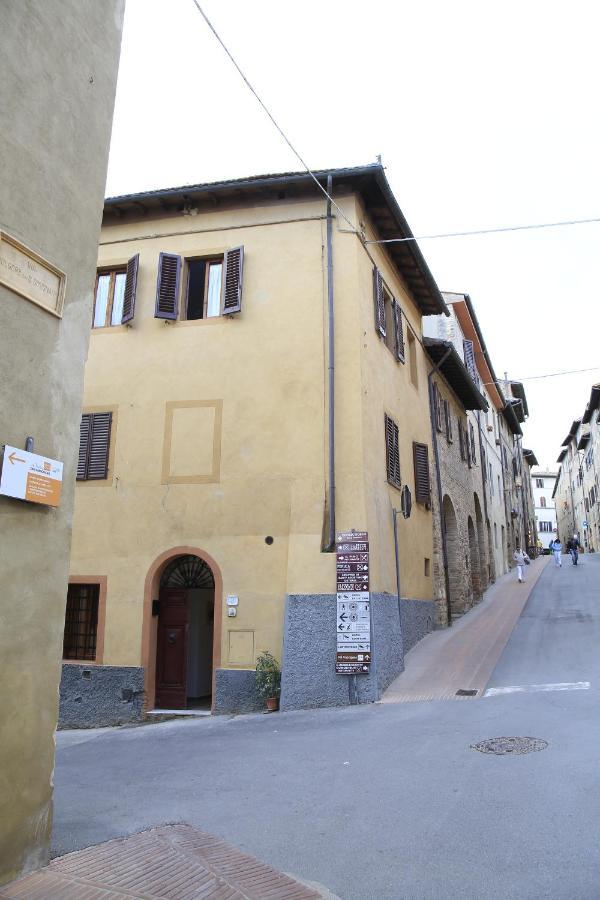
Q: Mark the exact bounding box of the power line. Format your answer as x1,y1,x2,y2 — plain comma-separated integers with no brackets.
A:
191,1,600,250
366,216,600,244
482,365,600,387
190,1,358,235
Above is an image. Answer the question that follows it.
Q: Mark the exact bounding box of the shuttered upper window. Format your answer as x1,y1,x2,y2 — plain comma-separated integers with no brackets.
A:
77,412,112,481
413,442,431,504
155,246,244,321
373,267,405,362
384,413,401,489
93,256,139,327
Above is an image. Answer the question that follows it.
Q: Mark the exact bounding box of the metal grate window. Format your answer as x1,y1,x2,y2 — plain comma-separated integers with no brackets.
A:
63,584,99,660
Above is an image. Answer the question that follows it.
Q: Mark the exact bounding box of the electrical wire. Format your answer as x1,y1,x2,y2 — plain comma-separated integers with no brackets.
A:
482,365,600,387
366,216,600,244
191,1,600,249
190,0,358,235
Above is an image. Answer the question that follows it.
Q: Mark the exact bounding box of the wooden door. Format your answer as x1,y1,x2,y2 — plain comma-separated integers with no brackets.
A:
155,588,188,709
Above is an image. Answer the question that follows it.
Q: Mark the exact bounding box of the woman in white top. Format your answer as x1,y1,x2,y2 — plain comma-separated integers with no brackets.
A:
513,546,530,583
552,538,563,568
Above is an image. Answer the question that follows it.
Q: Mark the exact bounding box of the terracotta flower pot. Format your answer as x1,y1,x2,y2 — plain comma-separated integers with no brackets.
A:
266,697,279,712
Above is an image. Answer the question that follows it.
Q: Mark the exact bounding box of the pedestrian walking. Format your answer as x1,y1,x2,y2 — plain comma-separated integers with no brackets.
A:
552,538,563,568
513,546,530,583
566,536,580,565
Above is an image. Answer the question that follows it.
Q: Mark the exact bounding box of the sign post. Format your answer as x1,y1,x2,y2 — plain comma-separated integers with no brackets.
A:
0,445,63,507
336,530,371,674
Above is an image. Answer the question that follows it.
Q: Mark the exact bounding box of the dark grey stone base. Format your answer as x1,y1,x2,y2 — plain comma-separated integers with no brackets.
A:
213,668,263,714
59,664,145,728
400,597,436,654
280,593,435,711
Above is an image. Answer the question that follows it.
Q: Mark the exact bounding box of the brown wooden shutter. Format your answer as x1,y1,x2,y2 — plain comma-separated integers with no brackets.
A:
413,442,431,504
373,267,386,337
444,400,451,440
463,339,476,379
393,300,405,362
469,423,477,465
433,384,442,432
223,246,244,314
77,414,92,480
385,413,401,488
87,412,112,480
155,252,181,319
121,254,139,324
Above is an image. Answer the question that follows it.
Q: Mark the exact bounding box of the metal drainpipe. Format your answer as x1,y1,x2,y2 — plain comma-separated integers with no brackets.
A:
476,409,491,577
325,174,336,551
427,348,453,626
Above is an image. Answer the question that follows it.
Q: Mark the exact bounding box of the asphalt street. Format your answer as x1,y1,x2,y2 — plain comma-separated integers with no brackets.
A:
53,555,600,899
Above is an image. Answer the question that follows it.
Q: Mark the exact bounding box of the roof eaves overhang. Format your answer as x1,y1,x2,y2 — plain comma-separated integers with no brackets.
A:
557,448,567,462
552,472,560,499
577,432,590,451
424,338,488,410
523,448,539,467
502,401,523,436
443,294,505,410
582,385,600,424
104,164,449,318
510,381,529,418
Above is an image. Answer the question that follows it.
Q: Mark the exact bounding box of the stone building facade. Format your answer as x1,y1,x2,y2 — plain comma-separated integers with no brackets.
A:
425,338,488,625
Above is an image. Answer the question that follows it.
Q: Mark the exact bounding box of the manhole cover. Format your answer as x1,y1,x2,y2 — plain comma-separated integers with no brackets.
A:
471,736,548,755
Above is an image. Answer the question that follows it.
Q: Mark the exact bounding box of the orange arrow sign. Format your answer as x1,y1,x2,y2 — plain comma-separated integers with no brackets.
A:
8,451,26,465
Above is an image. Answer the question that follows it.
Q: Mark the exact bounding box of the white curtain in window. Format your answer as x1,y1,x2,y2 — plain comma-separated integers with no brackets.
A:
94,275,111,327
206,263,222,318
111,273,127,325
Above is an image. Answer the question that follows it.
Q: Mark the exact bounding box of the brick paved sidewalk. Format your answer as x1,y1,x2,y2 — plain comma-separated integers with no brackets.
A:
381,556,551,703
0,825,326,899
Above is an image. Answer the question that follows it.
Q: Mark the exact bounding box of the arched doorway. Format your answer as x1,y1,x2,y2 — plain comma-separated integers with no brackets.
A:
468,515,481,604
443,495,463,619
142,546,223,712
473,494,487,596
155,555,215,710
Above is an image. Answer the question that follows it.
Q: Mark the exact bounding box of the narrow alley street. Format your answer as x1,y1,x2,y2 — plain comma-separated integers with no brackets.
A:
42,555,600,900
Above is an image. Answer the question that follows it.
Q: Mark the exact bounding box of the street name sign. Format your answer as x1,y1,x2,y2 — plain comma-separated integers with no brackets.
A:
336,530,371,674
0,445,63,507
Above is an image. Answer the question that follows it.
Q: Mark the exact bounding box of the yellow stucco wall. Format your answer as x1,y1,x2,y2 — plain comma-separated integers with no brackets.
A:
70,190,435,680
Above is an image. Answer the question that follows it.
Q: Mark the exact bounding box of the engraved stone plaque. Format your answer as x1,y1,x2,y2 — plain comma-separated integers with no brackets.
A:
0,231,66,317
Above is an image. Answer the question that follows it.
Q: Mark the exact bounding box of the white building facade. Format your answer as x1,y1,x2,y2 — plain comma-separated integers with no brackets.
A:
531,469,557,547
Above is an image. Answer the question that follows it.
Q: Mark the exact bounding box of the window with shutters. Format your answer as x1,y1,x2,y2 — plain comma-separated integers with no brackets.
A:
540,496,547,508
463,339,477,381
93,256,139,327
63,583,99,661
433,384,443,432
155,246,244,321
183,257,224,320
538,521,553,532
536,478,544,488
444,399,452,443
384,413,401,489
413,442,431,505
458,420,467,462
469,422,476,465
77,412,113,481
408,331,418,386
373,267,404,362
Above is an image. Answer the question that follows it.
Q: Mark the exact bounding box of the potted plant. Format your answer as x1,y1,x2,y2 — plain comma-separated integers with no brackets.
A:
255,650,281,711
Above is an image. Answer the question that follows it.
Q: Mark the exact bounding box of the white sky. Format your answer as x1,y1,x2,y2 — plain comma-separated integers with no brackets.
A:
106,0,600,468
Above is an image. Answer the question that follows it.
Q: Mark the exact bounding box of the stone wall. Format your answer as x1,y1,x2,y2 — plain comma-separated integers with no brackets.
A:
59,665,144,728
431,376,490,623
280,592,435,711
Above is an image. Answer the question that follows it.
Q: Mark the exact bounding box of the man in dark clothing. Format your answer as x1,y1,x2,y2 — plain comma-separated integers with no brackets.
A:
567,536,580,565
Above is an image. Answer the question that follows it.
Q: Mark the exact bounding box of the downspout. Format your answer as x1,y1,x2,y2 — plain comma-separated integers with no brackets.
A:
427,348,453,626
325,174,336,551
